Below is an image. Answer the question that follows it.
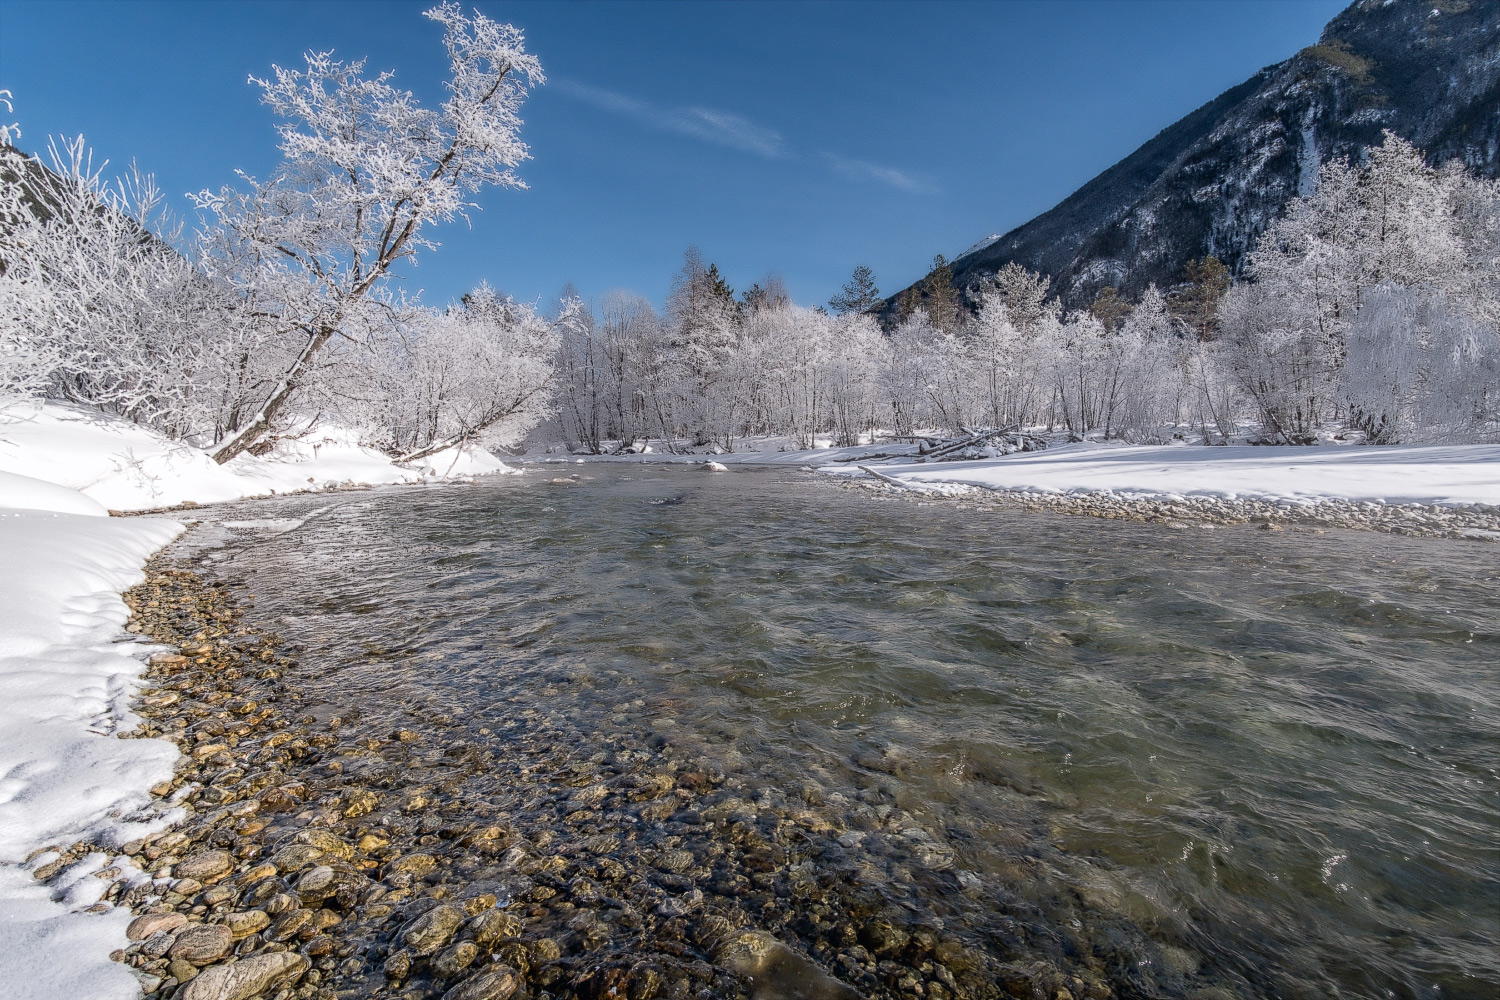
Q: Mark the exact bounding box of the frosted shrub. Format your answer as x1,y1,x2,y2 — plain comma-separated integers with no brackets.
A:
1344,286,1500,443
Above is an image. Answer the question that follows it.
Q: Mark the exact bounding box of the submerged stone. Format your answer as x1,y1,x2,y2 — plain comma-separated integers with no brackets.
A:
718,931,865,999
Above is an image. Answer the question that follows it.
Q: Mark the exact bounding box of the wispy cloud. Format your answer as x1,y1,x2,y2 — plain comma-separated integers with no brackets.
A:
820,153,934,193
554,79,787,159
553,78,931,194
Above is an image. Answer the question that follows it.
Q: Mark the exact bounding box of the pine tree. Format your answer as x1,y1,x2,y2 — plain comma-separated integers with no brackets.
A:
920,254,961,332
743,274,790,315
1171,256,1230,341
1088,286,1131,333
829,264,880,314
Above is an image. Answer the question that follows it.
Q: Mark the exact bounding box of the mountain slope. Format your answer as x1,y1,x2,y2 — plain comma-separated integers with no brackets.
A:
884,0,1500,316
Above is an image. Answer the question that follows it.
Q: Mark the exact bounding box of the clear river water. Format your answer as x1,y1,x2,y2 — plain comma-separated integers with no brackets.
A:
186,465,1499,1000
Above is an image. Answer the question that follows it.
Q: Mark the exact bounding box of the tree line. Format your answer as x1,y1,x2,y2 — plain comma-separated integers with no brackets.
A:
3,16,1496,465
552,133,1499,452
1,5,560,466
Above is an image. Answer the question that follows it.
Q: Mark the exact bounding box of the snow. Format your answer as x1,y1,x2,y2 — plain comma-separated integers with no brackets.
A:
537,436,1500,508
0,399,518,512
0,399,523,999
0,507,184,1000
821,441,1500,507
0,469,109,516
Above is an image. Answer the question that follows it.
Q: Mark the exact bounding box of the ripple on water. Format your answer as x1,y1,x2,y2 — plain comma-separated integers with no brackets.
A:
196,468,1500,1000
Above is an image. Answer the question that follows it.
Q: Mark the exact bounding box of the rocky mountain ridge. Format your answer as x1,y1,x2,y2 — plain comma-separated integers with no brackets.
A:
883,0,1500,317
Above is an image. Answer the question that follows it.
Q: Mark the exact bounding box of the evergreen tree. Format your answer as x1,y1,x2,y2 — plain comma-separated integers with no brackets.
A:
1088,286,1131,333
829,264,880,314
921,254,962,331
1171,256,1230,341
743,274,790,315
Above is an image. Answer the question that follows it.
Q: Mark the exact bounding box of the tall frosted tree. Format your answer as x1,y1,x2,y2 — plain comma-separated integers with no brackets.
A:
195,3,544,463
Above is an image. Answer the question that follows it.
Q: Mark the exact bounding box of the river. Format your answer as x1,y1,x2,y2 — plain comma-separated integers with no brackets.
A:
183,465,1499,1000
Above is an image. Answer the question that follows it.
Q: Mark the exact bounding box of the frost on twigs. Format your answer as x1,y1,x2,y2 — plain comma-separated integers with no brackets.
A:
196,3,544,463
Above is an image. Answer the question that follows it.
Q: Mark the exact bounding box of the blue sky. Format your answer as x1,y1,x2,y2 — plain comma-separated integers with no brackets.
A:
0,0,1347,311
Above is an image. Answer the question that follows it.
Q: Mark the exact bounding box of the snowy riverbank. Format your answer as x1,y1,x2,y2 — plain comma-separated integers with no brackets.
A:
0,503,184,999
0,400,523,999
0,400,515,513
528,438,1500,538
529,439,1500,509
820,440,1500,509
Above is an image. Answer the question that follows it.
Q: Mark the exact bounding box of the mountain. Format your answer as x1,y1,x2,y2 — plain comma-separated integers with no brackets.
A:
882,0,1500,318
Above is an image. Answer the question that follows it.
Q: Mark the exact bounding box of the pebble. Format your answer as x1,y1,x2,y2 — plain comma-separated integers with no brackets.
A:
467,909,521,946
387,852,438,877
293,829,353,860
174,850,234,884
431,940,479,978
169,923,234,965
441,966,521,1000
403,902,466,955
221,910,269,939
178,951,309,1000
127,911,187,941
719,931,862,999
168,957,198,983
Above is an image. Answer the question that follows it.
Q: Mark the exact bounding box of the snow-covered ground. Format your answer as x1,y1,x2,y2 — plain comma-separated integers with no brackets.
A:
0,400,514,512
0,400,523,999
529,437,1500,508
822,441,1500,507
0,493,183,999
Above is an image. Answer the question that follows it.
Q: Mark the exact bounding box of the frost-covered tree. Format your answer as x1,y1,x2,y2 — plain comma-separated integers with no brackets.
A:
360,286,559,463
824,313,883,445
0,134,274,437
881,310,942,437
196,3,543,463
1342,285,1499,443
987,262,1052,332
1220,130,1499,442
665,247,741,445
965,288,1046,429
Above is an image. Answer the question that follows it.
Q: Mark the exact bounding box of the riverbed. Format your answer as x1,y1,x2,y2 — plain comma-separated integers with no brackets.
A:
169,465,1498,999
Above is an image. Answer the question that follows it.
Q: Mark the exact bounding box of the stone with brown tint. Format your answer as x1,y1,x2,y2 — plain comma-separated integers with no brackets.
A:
403,903,465,955
169,923,234,965
440,967,521,1000
293,829,353,860
221,910,270,940
175,850,234,883
127,911,187,941
179,951,309,1000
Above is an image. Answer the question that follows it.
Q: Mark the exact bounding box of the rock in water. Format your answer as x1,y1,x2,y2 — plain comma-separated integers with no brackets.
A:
441,966,521,1000
174,849,234,883
703,461,729,472
180,952,309,1000
169,922,234,965
294,828,354,860
718,930,865,1000
403,903,466,955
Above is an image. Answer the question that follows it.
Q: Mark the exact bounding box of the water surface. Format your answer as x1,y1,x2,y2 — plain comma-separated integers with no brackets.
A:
192,467,1499,999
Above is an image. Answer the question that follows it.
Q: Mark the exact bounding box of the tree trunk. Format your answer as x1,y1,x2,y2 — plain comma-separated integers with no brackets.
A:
396,429,481,466
210,325,333,464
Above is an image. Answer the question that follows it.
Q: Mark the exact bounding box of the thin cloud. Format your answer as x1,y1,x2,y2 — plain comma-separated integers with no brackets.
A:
553,79,930,193
821,153,933,193
554,78,786,159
